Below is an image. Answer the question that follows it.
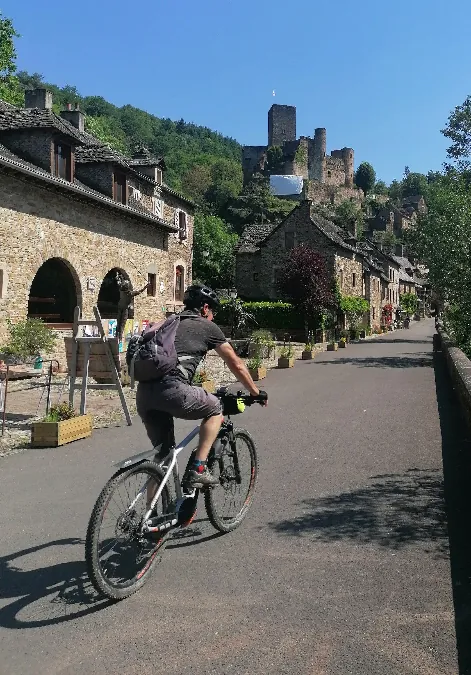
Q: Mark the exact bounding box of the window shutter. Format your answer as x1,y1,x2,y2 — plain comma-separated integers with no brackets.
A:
174,209,180,230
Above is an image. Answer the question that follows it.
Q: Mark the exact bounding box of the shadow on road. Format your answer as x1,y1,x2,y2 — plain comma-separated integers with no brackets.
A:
167,517,224,550
433,349,471,675
310,353,432,369
269,468,447,555
0,539,113,629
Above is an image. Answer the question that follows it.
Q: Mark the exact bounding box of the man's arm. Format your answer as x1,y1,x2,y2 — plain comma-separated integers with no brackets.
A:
131,282,150,297
215,342,260,397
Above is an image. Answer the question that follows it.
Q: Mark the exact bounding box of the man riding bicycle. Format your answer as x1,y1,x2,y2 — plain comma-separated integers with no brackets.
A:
136,284,267,488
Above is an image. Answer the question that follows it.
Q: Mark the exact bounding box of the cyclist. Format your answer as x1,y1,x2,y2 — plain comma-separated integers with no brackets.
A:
136,284,267,488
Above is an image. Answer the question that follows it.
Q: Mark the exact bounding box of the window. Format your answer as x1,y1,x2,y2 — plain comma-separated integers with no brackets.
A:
327,170,332,178
153,198,163,218
147,273,156,297
352,273,356,287
285,231,295,250
53,142,72,181
0,269,4,298
113,172,127,204
339,269,344,288
273,267,283,286
178,211,187,240
175,265,184,302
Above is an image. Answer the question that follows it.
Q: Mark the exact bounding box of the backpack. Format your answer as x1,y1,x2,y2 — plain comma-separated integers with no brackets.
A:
126,314,187,388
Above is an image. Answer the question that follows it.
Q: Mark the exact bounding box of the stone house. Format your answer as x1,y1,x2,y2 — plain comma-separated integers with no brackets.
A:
0,89,194,368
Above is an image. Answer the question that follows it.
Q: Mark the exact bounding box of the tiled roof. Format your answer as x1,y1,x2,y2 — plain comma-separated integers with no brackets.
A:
160,182,196,207
311,213,358,252
0,142,177,232
0,107,88,144
0,100,17,111
130,147,166,168
237,222,277,253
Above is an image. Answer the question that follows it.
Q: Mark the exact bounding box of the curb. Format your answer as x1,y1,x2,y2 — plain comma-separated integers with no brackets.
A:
435,323,471,427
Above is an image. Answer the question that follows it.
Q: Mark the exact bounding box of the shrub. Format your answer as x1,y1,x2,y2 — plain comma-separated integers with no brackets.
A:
43,402,76,423
279,346,294,358
340,296,370,328
218,301,303,331
1,318,57,361
247,356,262,369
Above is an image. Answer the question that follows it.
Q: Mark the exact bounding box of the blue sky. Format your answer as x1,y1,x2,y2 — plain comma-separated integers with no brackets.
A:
4,0,471,183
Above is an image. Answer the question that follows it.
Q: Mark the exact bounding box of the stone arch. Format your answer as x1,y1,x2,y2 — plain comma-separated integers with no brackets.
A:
28,257,81,325
97,267,132,319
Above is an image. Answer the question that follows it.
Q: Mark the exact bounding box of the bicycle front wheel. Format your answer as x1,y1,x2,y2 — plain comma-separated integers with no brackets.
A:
85,461,170,600
204,428,258,533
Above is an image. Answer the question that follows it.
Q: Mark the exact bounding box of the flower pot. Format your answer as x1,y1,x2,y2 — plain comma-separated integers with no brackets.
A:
31,414,93,448
249,367,266,381
327,343,338,351
278,357,295,369
338,341,347,348
301,351,316,360
202,380,216,393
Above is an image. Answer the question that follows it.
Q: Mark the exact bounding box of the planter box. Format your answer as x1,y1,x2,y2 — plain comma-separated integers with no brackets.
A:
249,367,266,381
31,414,93,448
278,357,295,369
338,341,347,348
327,343,338,352
301,351,316,360
201,380,216,393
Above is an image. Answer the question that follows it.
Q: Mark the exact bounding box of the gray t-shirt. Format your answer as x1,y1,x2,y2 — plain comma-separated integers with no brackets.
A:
174,310,227,382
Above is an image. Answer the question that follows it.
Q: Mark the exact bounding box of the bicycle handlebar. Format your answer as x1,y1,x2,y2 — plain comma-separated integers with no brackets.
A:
215,388,267,406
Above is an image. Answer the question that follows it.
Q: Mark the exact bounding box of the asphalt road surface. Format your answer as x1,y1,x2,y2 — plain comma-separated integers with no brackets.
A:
1,319,471,675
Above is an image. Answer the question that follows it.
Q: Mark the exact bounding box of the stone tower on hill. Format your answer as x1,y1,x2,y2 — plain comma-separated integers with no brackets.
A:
242,104,359,204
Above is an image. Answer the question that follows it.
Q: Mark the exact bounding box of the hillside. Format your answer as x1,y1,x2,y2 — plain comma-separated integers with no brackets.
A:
11,72,242,198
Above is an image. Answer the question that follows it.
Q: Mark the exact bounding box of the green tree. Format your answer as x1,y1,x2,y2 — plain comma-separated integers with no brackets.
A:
334,200,365,238
372,230,398,255
389,179,403,202
373,180,389,195
205,158,243,213
192,213,238,288
354,162,376,195
265,145,284,174
340,296,370,328
441,95,471,163
226,175,294,234
85,116,129,154
0,12,22,106
399,292,418,317
401,172,429,199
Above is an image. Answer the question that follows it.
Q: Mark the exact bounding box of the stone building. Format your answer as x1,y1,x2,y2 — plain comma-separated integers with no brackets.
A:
235,201,405,328
0,90,194,368
242,105,362,205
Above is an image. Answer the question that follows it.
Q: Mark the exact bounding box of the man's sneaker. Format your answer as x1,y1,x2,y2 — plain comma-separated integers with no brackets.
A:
184,467,219,488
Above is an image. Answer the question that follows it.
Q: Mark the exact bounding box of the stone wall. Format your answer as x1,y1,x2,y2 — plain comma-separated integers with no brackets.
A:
324,156,346,187
2,130,55,173
0,169,192,369
268,105,296,147
305,181,363,206
335,254,364,298
235,253,261,300
365,272,382,327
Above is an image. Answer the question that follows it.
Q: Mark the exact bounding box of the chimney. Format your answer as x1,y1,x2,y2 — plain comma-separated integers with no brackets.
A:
395,243,404,257
25,88,53,110
60,102,85,133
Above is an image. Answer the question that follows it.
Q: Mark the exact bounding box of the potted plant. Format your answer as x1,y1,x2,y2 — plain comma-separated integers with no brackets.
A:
327,341,338,351
247,355,266,381
301,331,316,360
339,336,347,348
193,369,216,393
278,345,295,369
31,402,92,448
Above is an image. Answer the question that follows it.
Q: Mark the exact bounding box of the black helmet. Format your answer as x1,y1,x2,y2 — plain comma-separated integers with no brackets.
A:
183,284,220,311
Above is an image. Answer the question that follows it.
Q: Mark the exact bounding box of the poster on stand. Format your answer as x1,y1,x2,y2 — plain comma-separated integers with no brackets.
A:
108,319,117,338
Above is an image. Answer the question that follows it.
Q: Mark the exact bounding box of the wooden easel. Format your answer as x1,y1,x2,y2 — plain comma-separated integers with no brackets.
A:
68,306,132,425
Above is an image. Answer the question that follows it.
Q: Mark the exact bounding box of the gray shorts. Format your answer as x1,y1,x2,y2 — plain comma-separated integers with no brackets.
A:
136,377,222,451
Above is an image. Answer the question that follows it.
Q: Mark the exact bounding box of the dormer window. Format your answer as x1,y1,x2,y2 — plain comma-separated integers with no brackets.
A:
53,141,72,181
113,172,127,204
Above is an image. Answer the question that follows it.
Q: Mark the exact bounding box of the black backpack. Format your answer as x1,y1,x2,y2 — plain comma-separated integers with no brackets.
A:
126,314,185,387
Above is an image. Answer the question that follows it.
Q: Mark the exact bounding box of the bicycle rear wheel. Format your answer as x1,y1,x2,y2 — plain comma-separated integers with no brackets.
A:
85,461,170,600
204,428,258,533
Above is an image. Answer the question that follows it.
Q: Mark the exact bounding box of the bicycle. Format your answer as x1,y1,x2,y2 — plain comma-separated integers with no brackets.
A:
85,388,264,600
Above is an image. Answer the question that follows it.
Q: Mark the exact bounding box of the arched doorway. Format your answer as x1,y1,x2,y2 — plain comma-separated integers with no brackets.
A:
28,258,79,324
97,268,131,319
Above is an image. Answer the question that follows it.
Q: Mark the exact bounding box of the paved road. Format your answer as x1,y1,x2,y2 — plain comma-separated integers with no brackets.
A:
1,319,471,675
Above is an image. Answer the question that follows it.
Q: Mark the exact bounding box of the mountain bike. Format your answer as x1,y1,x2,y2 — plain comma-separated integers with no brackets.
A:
85,388,264,600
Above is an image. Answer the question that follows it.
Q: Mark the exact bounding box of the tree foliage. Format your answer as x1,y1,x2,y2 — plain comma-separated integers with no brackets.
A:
0,318,57,360
225,175,294,234
334,200,365,238
278,245,335,328
354,162,376,195
442,95,471,163
400,292,418,317
0,12,22,106
192,213,238,288
340,296,370,328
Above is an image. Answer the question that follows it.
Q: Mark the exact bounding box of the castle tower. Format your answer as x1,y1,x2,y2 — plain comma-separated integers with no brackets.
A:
268,104,296,147
341,147,354,187
312,128,326,182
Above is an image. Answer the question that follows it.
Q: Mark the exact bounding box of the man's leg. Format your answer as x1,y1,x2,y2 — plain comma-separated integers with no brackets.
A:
195,413,224,462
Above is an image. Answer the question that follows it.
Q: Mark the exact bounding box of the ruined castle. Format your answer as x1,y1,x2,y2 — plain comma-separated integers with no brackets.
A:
243,104,361,205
